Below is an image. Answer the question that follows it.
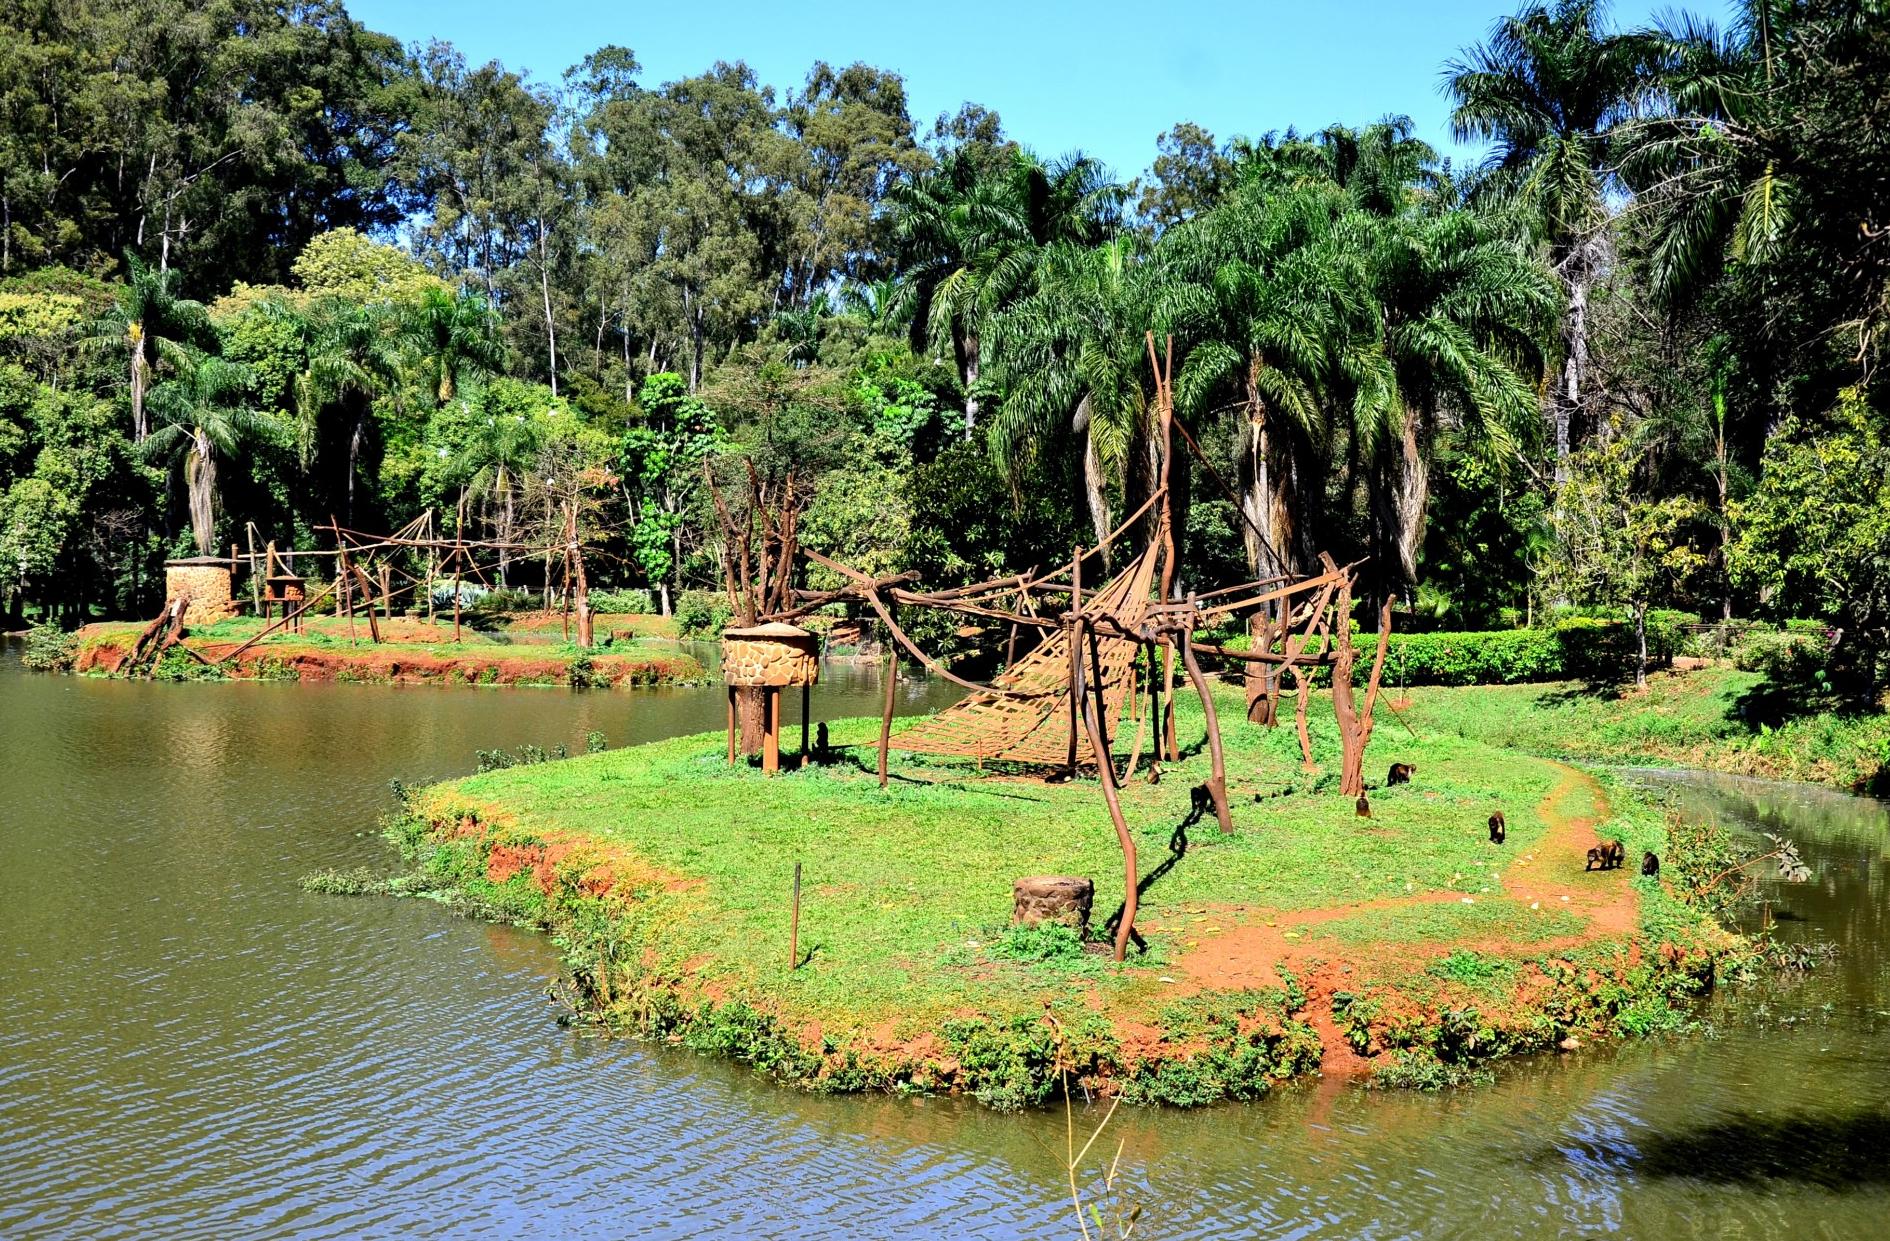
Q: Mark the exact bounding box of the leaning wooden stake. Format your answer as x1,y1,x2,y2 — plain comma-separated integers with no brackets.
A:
878,607,898,789
1076,618,1139,962
790,861,802,970
1179,624,1234,833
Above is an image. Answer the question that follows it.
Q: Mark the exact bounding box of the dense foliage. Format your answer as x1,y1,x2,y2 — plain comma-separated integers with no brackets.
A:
1,0,1886,703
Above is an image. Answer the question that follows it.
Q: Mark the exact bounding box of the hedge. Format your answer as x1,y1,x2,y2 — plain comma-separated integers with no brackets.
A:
1228,615,1691,688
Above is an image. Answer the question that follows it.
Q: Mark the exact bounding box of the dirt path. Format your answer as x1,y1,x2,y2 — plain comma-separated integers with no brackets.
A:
1166,762,1641,1075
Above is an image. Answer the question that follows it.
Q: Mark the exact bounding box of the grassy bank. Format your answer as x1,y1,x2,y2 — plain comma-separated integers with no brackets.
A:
1399,667,1890,794
72,612,703,688
367,684,1732,1108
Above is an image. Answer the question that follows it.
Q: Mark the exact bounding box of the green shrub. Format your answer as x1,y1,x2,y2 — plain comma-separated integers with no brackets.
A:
1732,627,1832,680
676,589,733,638
20,622,76,672
588,588,656,614
1385,628,1565,686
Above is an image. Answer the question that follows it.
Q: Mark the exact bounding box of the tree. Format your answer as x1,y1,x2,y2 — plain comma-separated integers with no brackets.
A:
450,378,555,584
93,254,212,442
1731,389,1890,697
1446,1,1659,478
142,346,278,556
402,287,505,406
623,372,718,612
1545,416,1708,684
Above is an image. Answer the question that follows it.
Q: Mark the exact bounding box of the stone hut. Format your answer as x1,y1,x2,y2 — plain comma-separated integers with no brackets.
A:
163,556,236,625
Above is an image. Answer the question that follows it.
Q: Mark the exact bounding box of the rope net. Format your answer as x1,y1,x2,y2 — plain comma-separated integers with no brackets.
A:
891,530,1163,767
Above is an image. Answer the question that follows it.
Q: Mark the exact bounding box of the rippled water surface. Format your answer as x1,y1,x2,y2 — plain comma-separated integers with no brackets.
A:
3,651,1887,1238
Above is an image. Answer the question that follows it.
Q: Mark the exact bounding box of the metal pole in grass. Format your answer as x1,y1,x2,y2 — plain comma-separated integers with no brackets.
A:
790,861,802,970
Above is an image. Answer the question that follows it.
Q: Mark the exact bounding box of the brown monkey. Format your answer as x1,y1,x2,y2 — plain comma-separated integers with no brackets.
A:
1585,846,1605,871
1356,795,1372,819
816,721,830,754
1386,762,1415,787
1605,840,1627,870
1488,811,1506,845
1641,851,1659,876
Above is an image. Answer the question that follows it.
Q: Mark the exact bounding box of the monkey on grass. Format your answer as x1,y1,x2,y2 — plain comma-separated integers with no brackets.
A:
1488,811,1506,844
1355,795,1372,819
1385,762,1415,787
1641,851,1660,877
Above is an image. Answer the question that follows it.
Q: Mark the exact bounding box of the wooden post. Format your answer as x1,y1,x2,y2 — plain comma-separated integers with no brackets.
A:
789,861,802,970
380,564,392,620
764,686,781,774
1076,618,1139,962
878,621,897,789
1180,624,1234,833
800,682,810,769
452,543,463,643
727,687,738,765
1065,547,1083,777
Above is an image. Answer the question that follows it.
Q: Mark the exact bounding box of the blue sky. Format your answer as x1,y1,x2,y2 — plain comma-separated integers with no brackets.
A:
349,0,1736,179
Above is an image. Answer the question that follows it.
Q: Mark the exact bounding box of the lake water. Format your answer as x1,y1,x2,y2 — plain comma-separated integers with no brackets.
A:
3,650,1887,1238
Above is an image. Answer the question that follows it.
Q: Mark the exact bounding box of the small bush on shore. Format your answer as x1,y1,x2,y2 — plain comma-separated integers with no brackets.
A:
20,622,76,672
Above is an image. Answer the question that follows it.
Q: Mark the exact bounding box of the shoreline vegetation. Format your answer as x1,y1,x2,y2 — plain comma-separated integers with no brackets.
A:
63,611,704,689
332,679,1773,1110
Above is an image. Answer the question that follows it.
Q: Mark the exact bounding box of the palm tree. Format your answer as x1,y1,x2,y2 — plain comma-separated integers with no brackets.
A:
142,347,278,556
983,234,1152,555
1158,179,1382,581
887,148,1124,438
263,296,406,523
1444,1,1660,478
1365,209,1557,590
402,286,505,406
94,253,212,443
452,409,545,586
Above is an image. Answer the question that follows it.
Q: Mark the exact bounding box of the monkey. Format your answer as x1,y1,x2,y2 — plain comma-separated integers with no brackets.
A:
1488,811,1506,845
1386,762,1415,787
1585,846,1605,871
1355,795,1372,819
1641,851,1660,877
1606,840,1627,870
816,721,830,755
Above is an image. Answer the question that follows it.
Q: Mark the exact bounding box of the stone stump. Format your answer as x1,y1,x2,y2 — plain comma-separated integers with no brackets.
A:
163,556,236,626
1011,876,1094,934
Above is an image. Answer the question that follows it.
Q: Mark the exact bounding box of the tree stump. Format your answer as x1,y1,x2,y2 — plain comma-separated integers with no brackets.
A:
1011,876,1094,933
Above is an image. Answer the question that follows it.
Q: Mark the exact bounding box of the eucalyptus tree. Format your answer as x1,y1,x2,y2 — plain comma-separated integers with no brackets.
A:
1445,1,1659,478
142,347,277,556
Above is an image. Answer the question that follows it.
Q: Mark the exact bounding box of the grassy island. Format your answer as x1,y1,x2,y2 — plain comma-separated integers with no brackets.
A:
71,612,702,688
375,682,1736,1108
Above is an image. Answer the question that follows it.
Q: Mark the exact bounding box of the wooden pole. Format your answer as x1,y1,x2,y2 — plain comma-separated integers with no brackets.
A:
1065,547,1083,778
1180,624,1234,833
1076,618,1139,962
789,861,802,970
800,681,810,769
764,686,781,774
727,687,737,765
380,564,392,620
452,542,463,643
878,620,897,789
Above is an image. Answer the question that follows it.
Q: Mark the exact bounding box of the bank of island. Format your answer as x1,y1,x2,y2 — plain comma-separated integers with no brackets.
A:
69,612,703,688
372,679,1747,1109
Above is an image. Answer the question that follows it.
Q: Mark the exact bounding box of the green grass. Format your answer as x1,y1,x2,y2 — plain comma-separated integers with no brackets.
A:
428,688,1581,1031
1308,899,1585,947
1399,668,1890,793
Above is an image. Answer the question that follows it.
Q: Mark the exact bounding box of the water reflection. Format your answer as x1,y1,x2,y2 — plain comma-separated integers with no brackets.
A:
2,654,1887,1238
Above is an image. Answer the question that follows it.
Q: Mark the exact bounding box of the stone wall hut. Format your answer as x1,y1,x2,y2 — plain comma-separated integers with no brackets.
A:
163,556,236,625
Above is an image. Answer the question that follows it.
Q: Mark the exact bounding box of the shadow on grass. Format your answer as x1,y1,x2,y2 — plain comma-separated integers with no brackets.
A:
1622,1109,1890,1190
1098,789,1210,950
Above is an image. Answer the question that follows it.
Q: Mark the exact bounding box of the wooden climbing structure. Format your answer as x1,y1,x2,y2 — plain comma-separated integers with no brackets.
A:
715,333,1395,962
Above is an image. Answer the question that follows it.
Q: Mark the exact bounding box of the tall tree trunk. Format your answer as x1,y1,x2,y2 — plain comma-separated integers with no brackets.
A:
538,220,558,396
1388,409,1429,593
130,329,148,443
1556,268,1589,485
1716,425,1732,621
957,326,980,438
1074,396,1110,562
186,432,214,556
